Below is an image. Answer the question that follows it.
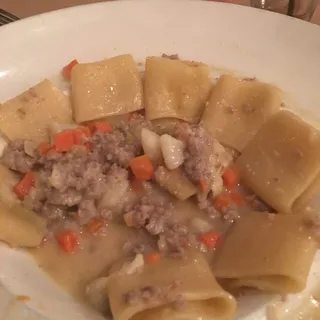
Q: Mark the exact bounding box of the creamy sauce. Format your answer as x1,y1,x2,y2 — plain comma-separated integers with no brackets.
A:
29,197,218,304
267,293,320,320
29,224,143,302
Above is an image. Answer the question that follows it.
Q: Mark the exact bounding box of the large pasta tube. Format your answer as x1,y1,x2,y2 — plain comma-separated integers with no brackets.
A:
236,110,320,213
0,202,46,247
71,54,143,123
144,57,212,123
107,251,236,320
213,212,317,293
201,75,281,151
0,80,72,143
292,173,320,214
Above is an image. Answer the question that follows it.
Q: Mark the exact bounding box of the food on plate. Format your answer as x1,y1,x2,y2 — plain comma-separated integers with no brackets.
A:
202,75,282,151
0,202,46,247
71,54,143,123
0,79,72,143
145,56,212,123
236,110,320,213
106,251,236,320
0,53,319,320
213,212,317,293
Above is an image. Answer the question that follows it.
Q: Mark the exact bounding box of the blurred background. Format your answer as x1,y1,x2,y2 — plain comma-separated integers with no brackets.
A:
1,0,320,23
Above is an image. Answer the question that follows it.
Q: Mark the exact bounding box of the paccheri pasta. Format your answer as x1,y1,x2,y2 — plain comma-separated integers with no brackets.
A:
0,54,319,320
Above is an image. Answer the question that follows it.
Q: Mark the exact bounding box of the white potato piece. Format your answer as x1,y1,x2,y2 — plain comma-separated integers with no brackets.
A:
190,218,212,234
154,166,197,201
0,203,46,247
141,128,162,164
236,110,320,213
71,54,143,123
160,134,185,170
145,57,212,123
0,80,72,143
202,75,282,151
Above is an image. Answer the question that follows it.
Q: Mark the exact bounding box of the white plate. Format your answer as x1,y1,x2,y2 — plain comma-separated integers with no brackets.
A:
0,1,320,319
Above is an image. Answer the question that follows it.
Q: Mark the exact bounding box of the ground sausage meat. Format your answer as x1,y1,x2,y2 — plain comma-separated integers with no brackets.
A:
91,128,141,167
4,127,135,227
1,140,38,173
124,197,191,254
123,281,184,309
177,123,232,186
123,197,173,235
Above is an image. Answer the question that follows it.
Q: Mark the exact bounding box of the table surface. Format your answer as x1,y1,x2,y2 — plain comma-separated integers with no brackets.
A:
2,0,320,25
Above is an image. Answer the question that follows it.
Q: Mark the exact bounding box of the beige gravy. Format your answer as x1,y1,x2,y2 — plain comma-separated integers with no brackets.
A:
29,197,216,303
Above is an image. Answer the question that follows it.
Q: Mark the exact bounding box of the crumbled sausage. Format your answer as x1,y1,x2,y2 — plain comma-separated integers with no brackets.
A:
123,282,184,309
124,197,172,235
158,223,189,254
91,129,140,167
1,140,37,173
177,123,231,186
2,128,135,227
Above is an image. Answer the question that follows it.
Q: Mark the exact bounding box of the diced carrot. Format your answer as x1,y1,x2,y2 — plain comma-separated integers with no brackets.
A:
144,252,161,264
222,167,239,189
86,218,104,234
38,142,53,156
53,129,75,152
13,172,35,200
46,147,57,156
16,295,31,302
129,155,154,181
55,230,78,253
198,231,220,249
213,192,245,211
199,179,208,192
230,192,245,205
213,193,233,211
130,177,143,192
62,59,78,80
91,121,112,134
